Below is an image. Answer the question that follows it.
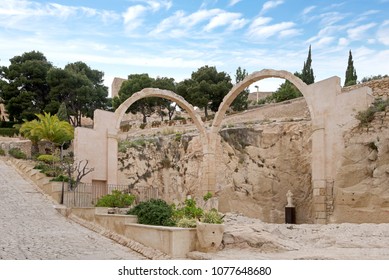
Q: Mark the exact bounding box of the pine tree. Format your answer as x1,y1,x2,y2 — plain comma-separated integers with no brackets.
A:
231,66,249,111
344,50,358,86
301,45,314,84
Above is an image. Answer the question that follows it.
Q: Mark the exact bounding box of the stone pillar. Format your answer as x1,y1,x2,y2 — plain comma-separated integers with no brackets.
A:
201,132,218,195
107,132,118,185
311,123,327,224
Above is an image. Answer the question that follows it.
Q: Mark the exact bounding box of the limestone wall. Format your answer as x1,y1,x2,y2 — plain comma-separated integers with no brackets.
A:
330,110,389,223
0,137,32,157
117,120,313,224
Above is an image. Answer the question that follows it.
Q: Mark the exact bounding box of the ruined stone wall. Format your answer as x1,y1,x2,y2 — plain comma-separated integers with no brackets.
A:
117,120,313,224
330,110,389,223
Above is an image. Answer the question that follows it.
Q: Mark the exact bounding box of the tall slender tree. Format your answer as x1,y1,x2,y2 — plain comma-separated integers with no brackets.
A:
300,45,315,85
231,67,249,111
344,50,358,86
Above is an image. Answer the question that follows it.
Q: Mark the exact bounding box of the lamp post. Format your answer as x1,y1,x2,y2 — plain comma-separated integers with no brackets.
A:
254,85,259,103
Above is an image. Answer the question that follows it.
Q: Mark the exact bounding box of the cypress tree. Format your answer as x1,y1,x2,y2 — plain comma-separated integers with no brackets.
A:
344,50,358,86
301,45,315,85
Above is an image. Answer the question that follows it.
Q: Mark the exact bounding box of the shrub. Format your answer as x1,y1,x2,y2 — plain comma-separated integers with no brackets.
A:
0,128,18,137
37,154,60,163
172,198,203,227
200,209,224,224
127,199,175,226
176,217,197,228
356,98,389,126
50,174,71,183
95,190,136,208
8,148,27,159
0,148,5,156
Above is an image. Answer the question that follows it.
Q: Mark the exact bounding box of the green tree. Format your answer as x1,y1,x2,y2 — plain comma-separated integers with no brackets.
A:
151,77,177,120
344,50,358,86
20,112,74,155
178,66,232,118
56,102,68,121
300,45,315,85
269,46,314,103
112,73,155,123
46,62,108,127
112,74,177,123
231,67,249,111
0,51,53,122
271,79,302,103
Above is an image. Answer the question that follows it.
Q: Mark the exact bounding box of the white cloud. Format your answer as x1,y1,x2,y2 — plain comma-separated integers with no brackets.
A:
347,23,377,40
204,12,247,32
260,0,284,15
152,9,246,37
247,17,298,40
123,5,146,24
229,0,242,6
0,0,120,30
146,0,172,12
122,5,148,32
314,37,335,48
319,12,345,26
302,6,316,15
338,37,349,47
377,20,389,46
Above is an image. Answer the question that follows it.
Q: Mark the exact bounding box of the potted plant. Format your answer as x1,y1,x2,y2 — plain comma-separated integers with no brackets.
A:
195,194,225,253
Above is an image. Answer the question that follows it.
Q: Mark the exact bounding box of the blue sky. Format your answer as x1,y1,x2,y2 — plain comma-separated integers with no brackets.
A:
0,0,388,94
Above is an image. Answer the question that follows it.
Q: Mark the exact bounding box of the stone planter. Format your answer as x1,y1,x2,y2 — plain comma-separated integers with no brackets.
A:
196,221,225,252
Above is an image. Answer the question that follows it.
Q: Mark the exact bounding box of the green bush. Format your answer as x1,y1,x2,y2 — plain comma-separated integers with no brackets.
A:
8,148,27,159
0,121,18,128
0,148,5,156
200,209,224,224
127,199,175,226
0,128,18,137
37,154,60,163
176,217,197,228
173,198,203,221
50,174,71,182
356,98,389,126
96,190,136,208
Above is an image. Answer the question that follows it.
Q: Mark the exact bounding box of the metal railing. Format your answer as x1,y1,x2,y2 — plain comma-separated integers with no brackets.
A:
62,183,159,207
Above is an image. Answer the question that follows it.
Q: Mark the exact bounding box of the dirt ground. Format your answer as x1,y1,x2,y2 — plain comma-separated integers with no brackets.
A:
188,213,389,260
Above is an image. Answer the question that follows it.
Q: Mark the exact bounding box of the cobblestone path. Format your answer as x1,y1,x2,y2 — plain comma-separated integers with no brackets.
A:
0,159,146,260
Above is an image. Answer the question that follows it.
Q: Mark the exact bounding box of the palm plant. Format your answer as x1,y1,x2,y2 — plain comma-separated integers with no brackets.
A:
20,112,74,156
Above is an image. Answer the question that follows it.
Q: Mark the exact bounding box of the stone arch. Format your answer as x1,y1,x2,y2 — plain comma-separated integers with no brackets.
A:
114,88,207,141
211,69,310,133
113,88,211,195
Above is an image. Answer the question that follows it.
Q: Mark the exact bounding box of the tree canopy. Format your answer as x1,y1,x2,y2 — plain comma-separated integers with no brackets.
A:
0,51,52,122
0,51,109,126
46,61,108,127
112,74,177,123
177,65,232,118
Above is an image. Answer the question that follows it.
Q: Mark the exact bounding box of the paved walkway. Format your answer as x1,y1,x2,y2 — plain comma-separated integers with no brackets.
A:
0,159,146,260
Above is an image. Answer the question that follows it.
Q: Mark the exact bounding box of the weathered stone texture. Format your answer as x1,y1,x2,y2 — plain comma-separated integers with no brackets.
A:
330,112,389,223
118,120,313,224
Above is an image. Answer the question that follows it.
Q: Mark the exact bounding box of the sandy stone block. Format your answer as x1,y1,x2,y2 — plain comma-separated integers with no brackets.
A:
314,196,326,204
315,203,326,212
315,212,326,219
